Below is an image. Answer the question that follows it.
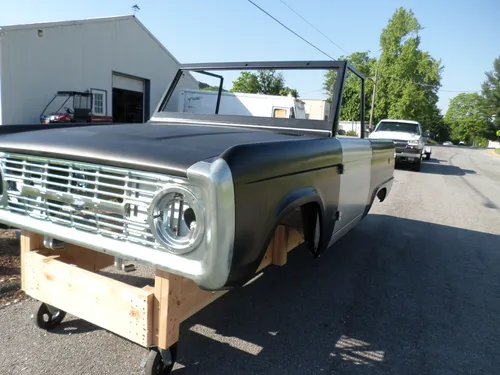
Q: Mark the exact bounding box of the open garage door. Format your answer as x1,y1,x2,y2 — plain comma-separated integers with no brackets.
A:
112,74,145,123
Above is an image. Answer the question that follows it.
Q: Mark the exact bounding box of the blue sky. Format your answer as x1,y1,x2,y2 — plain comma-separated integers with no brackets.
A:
1,0,499,113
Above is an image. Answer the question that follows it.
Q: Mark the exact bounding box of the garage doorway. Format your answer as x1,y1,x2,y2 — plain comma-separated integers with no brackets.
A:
112,73,146,123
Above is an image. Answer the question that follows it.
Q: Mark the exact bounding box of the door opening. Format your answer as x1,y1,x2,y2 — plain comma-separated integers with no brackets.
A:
112,88,144,123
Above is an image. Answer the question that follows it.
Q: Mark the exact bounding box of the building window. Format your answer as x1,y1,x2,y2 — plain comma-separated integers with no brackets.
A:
94,94,104,114
91,89,107,116
273,108,288,118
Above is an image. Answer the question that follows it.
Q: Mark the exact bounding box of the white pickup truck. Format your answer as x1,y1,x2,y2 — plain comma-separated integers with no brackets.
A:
368,119,431,171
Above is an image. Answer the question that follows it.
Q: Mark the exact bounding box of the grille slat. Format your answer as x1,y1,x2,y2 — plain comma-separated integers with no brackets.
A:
1,154,173,248
4,160,163,186
4,167,154,196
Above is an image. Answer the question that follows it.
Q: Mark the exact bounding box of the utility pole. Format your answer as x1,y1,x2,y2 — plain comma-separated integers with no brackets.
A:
369,63,378,130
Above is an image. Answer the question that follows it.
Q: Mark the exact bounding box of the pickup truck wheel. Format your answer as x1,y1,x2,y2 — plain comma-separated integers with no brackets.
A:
412,159,421,172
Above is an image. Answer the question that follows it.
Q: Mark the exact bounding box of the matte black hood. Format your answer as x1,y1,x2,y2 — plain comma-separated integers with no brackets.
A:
0,123,298,176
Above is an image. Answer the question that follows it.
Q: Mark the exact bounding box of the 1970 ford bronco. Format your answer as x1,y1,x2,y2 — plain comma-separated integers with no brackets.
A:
0,60,395,291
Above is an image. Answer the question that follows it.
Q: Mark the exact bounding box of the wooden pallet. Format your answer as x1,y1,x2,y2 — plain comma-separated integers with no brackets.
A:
21,226,303,350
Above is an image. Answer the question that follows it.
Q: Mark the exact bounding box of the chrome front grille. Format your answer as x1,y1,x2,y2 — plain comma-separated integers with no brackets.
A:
393,139,408,148
0,153,174,248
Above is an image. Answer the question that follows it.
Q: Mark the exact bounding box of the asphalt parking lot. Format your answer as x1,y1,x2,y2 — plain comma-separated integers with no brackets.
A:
1,145,499,375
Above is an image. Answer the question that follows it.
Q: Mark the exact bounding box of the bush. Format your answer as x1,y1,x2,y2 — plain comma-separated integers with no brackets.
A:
345,130,358,137
473,137,489,148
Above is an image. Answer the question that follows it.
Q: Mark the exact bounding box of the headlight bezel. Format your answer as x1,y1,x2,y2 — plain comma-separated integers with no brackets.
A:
148,184,206,255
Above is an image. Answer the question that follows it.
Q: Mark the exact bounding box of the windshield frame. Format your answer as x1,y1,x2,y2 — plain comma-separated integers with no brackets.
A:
152,61,366,138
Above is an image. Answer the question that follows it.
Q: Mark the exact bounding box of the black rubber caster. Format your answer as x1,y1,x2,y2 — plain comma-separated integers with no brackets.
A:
35,303,66,330
145,344,177,375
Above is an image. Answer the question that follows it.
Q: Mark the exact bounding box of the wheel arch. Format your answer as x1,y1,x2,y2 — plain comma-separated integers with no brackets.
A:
261,187,327,261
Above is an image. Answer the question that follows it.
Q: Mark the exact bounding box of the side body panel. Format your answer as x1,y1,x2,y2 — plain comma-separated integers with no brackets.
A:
221,137,343,287
328,138,372,247
361,139,395,218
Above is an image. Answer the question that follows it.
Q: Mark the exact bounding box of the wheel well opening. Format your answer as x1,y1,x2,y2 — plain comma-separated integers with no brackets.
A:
377,188,387,202
276,202,321,249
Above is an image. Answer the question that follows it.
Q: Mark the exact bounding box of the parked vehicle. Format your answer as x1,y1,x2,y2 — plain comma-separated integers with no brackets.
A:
368,119,432,171
443,141,453,146
178,88,306,119
39,91,113,124
0,60,395,291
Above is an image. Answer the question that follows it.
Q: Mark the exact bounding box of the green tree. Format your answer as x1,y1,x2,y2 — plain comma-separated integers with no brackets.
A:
256,70,285,95
280,87,299,98
374,7,443,131
231,71,261,94
199,82,227,92
423,106,450,142
323,51,376,121
231,69,295,96
445,93,491,145
481,55,500,137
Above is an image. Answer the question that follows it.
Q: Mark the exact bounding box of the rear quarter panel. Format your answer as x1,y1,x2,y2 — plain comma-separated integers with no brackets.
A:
328,138,372,246
364,139,395,214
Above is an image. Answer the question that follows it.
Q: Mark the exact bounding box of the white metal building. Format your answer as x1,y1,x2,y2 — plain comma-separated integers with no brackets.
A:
0,15,198,125
301,99,331,121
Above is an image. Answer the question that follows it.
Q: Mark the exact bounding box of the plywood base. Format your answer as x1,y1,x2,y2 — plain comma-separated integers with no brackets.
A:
21,225,303,350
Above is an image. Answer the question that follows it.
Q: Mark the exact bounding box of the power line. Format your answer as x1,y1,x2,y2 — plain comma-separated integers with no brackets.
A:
245,0,336,60
278,0,348,55
377,73,480,93
245,0,480,95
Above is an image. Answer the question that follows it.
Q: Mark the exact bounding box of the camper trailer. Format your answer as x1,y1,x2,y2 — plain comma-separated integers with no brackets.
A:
178,89,306,119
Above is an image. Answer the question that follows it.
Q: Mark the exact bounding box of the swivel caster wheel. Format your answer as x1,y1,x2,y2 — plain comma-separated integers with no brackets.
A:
35,303,66,330
145,344,178,375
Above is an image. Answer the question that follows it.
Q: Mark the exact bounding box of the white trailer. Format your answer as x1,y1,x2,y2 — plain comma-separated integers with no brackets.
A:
178,89,307,119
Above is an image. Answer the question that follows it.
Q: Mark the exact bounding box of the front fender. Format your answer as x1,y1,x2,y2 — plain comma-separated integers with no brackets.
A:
275,187,323,220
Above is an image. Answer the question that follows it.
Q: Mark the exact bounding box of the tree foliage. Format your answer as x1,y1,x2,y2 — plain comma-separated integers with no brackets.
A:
199,82,227,92
322,7,445,136
444,93,491,145
424,105,450,142
280,87,299,98
323,52,376,121
481,55,500,135
375,7,443,131
231,69,299,97
443,55,500,145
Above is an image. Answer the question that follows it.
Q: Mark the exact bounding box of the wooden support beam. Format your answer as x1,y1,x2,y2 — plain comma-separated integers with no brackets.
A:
21,225,304,351
20,230,44,291
272,225,288,266
36,244,114,272
153,270,183,350
24,252,153,346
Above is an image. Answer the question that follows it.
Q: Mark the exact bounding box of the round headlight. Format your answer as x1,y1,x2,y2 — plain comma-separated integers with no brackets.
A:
149,185,205,254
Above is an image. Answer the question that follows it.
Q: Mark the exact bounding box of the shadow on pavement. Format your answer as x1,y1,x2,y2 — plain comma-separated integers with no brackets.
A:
420,162,476,176
49,317,100,335
170,214,500,375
